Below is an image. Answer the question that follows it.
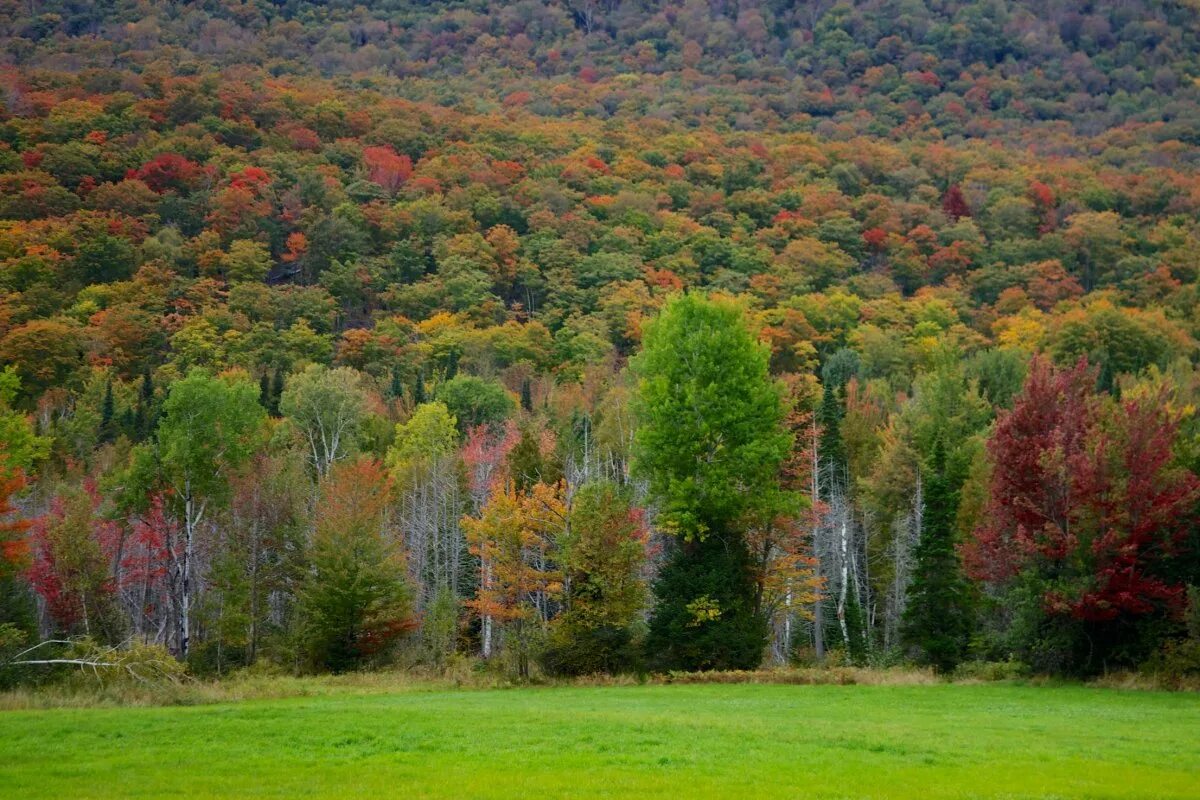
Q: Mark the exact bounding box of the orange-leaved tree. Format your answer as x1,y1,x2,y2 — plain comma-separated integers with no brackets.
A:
462,480,565,678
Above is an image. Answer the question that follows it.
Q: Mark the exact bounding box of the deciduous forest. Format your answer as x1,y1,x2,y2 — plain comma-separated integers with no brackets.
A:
1,0,1199,689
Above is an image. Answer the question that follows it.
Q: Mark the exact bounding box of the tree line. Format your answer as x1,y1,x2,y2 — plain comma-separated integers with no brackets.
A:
2,292,1197,682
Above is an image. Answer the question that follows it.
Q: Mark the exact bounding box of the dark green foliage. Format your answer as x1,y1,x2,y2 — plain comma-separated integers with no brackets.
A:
258,372,271,412
817,381,846,492
507,425,555,494
542,624,639,677
269,368,284,417
520,377,533,412
99,380,116,443
645,532,768,671
901,445,973,673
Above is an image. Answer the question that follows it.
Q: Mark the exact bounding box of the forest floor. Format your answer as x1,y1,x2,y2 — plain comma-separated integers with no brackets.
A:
1,681,1197,798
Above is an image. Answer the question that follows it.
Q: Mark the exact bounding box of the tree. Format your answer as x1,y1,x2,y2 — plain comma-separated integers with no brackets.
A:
131,369,266,658
542,481,648,675
965,357,1200,674
387,402,467,607
633,293,791,670
0,320,85,401
942,184,971,220
202,454,306,669
435,375,515,433
0,472,35,650
27,482,123,640
900,444,973,673
0,368,49,476
280,365,370,479
297,458,413,672
462,480,565,678
220,240,272,284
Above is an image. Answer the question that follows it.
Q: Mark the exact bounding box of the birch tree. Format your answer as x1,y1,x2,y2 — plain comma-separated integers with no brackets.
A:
130,369,265,658
280,365,369,479
387,402,466,609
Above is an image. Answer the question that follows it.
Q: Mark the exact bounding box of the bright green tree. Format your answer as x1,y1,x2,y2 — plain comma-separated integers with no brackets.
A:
280,364,370,479
130,369,266,658
435,375,514,433
633,293,791,670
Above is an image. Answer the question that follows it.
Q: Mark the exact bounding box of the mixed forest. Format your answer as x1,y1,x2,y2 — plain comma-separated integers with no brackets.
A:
1,0,1199,685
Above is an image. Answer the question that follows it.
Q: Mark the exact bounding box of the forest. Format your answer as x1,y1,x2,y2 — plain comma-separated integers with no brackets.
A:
0,0,1199,689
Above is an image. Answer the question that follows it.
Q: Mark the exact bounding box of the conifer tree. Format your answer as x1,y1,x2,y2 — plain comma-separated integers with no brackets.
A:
901,442,972,673
99,380,116,443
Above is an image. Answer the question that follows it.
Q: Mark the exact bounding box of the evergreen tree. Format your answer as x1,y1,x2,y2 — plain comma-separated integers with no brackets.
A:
520,377,533,412
412,372,426,405
270,368,285,417
99,380,116,443
645,531,767,670
258,372,271,412
297,458,412,672
135,368,156,438
507,424,549,494
901,442,973,673
816,380,846,494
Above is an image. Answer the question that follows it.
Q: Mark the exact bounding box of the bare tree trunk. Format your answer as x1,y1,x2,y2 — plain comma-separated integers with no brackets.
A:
810,423,826,661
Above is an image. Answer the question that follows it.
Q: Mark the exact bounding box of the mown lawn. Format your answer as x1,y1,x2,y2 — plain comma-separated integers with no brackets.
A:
1,682,1197,799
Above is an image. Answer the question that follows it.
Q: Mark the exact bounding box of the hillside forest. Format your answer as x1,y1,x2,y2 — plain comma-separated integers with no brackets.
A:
1,0,1199,682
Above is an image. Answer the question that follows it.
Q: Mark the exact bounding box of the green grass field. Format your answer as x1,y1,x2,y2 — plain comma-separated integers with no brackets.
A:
1,682,1197,799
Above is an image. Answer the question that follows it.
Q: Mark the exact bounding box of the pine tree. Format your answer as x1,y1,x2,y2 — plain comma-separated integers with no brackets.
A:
520,377,533,412
135,368,156,438
412,372,426,406
816,380,846,494
645,530,768,670
297,458,412,671
507,425,547,495
99,380,116,443
270,367,285,416
901,442,972,673
258,372,271,412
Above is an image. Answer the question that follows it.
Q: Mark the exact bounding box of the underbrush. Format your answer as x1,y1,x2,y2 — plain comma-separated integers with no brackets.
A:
3,659,1195,711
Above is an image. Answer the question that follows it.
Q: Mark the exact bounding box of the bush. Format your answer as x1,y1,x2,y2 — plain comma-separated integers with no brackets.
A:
540,623,642,677
421,587,460,673
953,659,1031,682
1141,639,1200,686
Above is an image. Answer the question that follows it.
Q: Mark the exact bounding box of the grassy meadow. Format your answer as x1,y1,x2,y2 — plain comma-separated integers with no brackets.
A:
1,681,1197,799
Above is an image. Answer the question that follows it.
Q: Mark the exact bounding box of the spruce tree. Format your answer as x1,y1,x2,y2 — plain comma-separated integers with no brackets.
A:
269,367,285,416
520,377,533,412
99,380,116,443
258,372,271,412
645,529,767,670
901,442,972,673
135,368,156,438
